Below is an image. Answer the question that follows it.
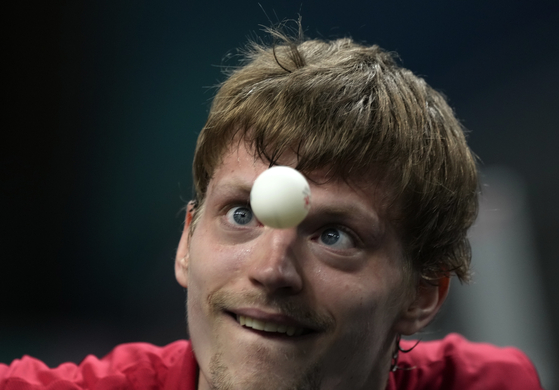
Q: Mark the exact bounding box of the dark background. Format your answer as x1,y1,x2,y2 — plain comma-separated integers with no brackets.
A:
3,0,558,387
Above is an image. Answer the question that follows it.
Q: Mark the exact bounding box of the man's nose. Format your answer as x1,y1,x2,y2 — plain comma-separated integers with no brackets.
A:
248,228,304,295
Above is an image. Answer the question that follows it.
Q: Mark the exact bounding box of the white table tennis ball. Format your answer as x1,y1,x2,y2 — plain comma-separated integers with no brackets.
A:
250,166,311,229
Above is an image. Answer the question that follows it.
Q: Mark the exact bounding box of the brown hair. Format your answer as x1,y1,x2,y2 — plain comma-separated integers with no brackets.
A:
191,28,478,283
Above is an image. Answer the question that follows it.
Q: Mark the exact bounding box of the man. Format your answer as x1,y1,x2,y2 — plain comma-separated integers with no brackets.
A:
1,28,542,390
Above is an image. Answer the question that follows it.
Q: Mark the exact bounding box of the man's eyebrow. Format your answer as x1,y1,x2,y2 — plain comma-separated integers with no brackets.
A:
312,202,379,221
211,178,252,197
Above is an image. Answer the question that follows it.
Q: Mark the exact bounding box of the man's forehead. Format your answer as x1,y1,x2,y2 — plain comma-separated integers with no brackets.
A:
212,142,384,188
208,143,397,216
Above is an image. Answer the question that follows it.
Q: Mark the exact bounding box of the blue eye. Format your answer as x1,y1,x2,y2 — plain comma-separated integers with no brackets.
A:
321,228,340,245
319,227,354,249
227,206,254,226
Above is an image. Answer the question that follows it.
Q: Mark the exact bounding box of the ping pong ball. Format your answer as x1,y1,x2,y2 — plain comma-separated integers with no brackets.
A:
250,166,311,229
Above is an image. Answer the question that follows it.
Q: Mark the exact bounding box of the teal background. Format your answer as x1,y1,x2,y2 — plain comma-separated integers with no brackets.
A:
3,0,558,383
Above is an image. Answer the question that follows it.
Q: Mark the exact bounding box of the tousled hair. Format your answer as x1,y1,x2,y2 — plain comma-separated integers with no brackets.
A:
191,27,478,283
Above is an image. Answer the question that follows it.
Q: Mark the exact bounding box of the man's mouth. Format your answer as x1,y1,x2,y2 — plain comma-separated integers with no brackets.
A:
236,314,308,336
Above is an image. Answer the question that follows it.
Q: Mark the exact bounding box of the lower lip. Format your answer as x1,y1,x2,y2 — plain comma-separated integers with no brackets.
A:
241,326,317,340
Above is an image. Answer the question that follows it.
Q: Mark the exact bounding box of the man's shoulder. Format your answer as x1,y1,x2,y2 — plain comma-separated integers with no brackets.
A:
0,340,197,390
390,333,543,390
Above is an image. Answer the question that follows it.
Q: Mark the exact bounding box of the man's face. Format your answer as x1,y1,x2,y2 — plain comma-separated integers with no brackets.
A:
176,144,417,390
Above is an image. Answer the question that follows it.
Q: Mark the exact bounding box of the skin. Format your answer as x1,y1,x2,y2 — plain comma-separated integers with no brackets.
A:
175,143,449,390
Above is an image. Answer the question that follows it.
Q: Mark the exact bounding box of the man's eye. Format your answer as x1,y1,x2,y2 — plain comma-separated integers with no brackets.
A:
319,227,354,249
226,206,255,226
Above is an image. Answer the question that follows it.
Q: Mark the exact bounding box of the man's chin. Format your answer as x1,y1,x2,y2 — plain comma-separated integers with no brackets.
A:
206,351,322,390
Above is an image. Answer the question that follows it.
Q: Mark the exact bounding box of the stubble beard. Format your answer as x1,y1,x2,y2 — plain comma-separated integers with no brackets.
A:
201,289,333,390
209,351,322,390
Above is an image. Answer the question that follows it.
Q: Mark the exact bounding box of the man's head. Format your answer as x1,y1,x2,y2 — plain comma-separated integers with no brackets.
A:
190,30,478,283
175,28,478,390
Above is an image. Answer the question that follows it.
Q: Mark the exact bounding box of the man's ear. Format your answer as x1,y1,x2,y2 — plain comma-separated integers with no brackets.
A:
175,201,195,288
394,276,450,336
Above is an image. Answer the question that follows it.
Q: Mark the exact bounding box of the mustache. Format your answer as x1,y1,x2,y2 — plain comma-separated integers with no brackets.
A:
208,289,335,332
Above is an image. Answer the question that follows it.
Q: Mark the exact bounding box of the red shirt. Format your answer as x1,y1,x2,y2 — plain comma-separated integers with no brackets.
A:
1,334,542,390
390,334,543,389
0,341,197,390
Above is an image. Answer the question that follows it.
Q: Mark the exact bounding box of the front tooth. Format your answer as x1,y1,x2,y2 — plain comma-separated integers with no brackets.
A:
239,315,304,335
252,319,265,330
264,322,278,332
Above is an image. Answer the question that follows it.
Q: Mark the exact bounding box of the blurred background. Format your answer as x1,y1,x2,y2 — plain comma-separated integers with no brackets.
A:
2,0,558,388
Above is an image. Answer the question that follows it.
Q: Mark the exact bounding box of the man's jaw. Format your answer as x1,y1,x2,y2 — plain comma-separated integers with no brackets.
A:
204,310,328,390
